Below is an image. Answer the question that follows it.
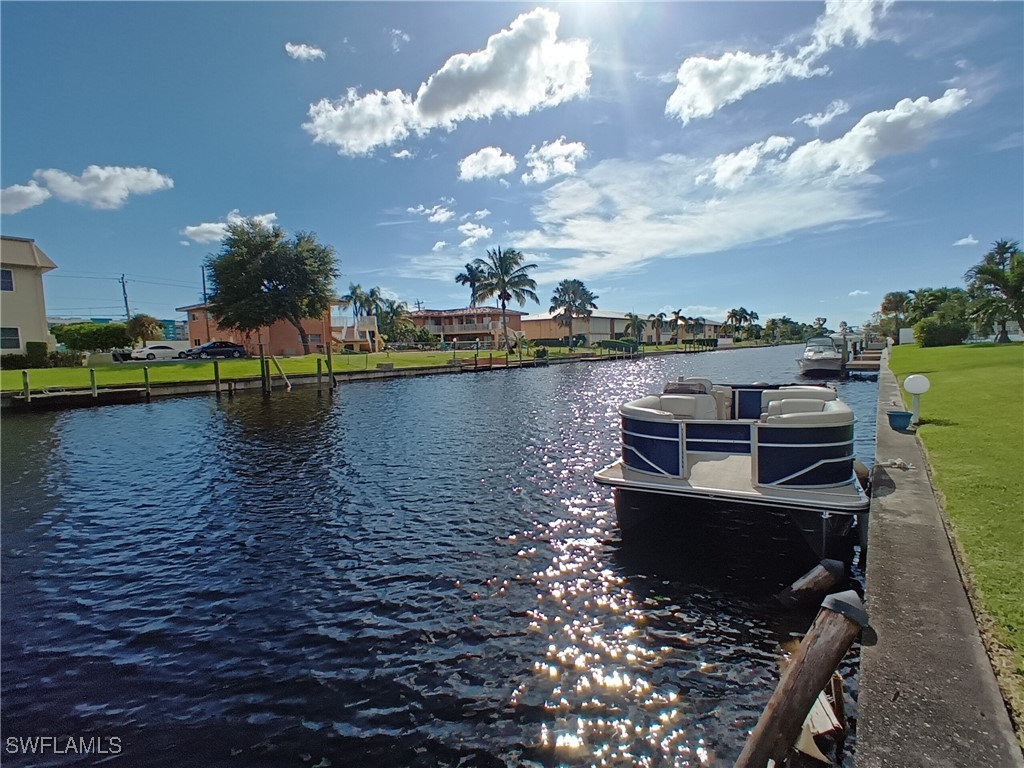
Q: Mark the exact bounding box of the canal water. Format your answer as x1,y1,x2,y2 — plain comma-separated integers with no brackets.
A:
1,345,877,767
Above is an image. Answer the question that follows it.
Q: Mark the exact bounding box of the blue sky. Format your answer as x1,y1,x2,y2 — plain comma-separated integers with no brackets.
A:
2,1,1021,327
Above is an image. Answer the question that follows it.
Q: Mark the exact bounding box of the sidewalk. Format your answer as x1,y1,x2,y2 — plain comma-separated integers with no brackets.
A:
856,349,1022,766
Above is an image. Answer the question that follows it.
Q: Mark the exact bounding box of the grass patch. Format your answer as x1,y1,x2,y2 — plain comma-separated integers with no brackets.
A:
890,343,1024,714
1,351,488,391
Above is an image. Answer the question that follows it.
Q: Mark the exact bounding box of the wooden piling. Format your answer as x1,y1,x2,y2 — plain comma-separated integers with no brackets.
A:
89,368,98,397
776,559,846,608
143,366,151,399
317,358,323,391
734,590,868,768
22,370,30,403
213,359,221,396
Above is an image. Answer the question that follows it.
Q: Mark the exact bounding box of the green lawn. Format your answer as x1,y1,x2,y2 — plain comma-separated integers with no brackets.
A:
889,342,1024,713
0,350,487,391
0,343,732,392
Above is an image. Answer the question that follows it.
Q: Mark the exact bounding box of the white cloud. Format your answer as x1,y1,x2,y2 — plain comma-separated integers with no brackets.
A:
794,100,851,130
848,289,869,296
458,222,493,248
390,28,411,52
783,89,969,179
182,209,279,244
699,136,793,190
522,137,588,185
464,208,491,220
0,181,51,214
432,240,447,251
34,165,173,210
285,42,326,61
666,0,889,124
667,51,820,125
953,234,979,246
408,203,455,223
459,147,517,181
304,8,590,156
512,91,965,284
392,149,414,159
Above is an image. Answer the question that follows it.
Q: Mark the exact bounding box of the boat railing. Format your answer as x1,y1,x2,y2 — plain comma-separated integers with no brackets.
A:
620,392,856,489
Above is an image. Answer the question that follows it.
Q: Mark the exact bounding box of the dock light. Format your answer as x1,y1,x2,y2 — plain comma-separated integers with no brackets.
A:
903,374,930,425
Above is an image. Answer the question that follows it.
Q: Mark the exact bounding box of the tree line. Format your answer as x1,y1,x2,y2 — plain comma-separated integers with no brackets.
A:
872,239,1022,346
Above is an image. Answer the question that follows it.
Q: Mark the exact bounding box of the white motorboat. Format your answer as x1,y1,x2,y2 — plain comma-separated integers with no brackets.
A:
594,377,869,560
798,337,843,375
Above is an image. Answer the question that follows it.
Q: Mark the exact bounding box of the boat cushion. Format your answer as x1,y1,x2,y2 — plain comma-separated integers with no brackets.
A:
765,400,853,425
620,396,674,421
660,394,719,420
765,398,827,417
761,387,836,410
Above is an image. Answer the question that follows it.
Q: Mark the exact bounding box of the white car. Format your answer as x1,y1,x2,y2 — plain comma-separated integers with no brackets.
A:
130,344,188,361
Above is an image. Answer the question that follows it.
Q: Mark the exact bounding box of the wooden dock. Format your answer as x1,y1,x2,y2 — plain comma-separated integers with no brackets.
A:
10,388,147,410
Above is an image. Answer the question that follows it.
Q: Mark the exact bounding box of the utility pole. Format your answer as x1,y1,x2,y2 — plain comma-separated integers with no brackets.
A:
120,274,131,320
414,298,424,311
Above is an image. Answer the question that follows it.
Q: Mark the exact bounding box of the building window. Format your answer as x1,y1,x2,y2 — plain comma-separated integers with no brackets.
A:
193,338,201,346
307,333,322,344
191,313,198,321
0,327,20,349
0,269,13,292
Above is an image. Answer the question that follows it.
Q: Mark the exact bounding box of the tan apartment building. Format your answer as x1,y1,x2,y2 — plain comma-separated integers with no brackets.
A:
0,236,58,355
409,307,524,348
521,310,725,345
177,300,382,355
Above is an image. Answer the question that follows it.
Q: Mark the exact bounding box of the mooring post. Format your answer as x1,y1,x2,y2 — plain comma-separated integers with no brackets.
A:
21,370,30,403
258,343,269,394
143,366,151,399
325,352,335,391
213,359,221,396
317,358,323,391
776,559,846,608
89,368,98,398
734,590,868,768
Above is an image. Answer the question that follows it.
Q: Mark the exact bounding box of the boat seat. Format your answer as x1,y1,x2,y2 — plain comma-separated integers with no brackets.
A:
761,387,836,411
660,394,718,421
765,400,853,425
761,398,827,421
620,396,674,421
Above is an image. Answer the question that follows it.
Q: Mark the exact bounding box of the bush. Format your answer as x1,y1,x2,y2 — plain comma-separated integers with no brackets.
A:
49,350,85,368
25,341,49,368
913,316,970,347
0,354,31,370
534,347,548,359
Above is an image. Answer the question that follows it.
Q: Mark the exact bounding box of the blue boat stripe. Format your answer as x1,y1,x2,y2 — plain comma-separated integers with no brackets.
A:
761,455,855,486
622,429,679,442
758,439,853,449
623,444,676,476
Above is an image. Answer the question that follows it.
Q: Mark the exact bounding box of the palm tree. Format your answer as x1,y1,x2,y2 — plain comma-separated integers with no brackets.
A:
690,315,706,342
126,314,164,346
964,239,1023,343
623,313,647,346
670,309,686,346
726,308,743,338
340,283,371,316
647,312,667,346
813,317,827,332
880,291,910,329
471,246,539,351
744,310,759,340
550,279,598,350
455,262,486,308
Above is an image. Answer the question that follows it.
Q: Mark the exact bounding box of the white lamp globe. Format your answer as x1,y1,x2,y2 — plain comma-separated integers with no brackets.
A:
904,374,931,395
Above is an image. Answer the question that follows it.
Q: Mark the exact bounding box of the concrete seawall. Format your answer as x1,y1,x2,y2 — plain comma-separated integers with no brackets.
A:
856,348,1022,766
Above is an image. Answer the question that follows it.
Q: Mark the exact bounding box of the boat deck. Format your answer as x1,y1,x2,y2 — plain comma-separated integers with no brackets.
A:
596,453,868,514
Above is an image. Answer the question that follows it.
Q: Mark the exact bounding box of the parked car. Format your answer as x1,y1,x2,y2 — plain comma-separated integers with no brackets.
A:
185,341,247,359
130,343,190,361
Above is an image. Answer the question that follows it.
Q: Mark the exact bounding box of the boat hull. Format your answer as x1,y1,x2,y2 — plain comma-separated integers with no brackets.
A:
797,357,844,374
612,486,859,565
